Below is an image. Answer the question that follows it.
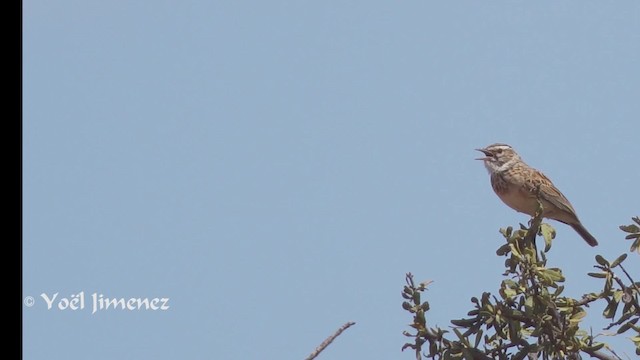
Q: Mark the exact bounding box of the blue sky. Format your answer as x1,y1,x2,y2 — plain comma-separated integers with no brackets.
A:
23,1,639,359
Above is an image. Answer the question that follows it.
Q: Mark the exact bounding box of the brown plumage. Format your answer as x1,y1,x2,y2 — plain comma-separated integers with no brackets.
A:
477,143,598,247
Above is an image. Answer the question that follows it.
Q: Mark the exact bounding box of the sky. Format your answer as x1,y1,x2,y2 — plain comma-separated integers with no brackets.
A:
23,1,639,359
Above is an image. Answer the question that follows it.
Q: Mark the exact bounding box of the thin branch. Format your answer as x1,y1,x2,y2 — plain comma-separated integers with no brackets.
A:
525,207,543,245
525,188,544,253
305,321,356,360
572,292,603,307
582,349,623,360
618,263,640,296
611,272,640,312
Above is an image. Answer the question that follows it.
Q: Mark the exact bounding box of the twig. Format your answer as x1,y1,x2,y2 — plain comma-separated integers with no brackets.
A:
572,292,603,307
305,322,356,360
618,263,640,296
525,210,543,245
582,349,622,360
525,187,544,250
609,270,640,313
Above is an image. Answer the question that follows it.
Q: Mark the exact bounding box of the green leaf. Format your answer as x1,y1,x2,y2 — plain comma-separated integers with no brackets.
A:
402,302,413,311
604,277,613,293
617,318,639,334
400,343,414,351
508,319,522,342
496,243,511,256
524,295,534,311
539,268,565,282
620,302,635,319
631,238,640,254
451,318,476,327
421,301,430,312
582,342,605,352
569,309,587,324
509,243,522,258
587,272,607,278
461,348,474,360
540,223,555,252
603,299,619,319
619,224,640,233
474,329,483,348
613,290,626,302
452,327,466,342
500,226,513,238
500,286,516,298
595,255,609,266
611,253,628,268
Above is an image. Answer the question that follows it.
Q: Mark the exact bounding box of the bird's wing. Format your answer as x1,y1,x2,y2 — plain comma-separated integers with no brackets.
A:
531,169,578,216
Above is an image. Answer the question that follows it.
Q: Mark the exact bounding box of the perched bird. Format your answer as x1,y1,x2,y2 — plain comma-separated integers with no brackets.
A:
476,143,598,247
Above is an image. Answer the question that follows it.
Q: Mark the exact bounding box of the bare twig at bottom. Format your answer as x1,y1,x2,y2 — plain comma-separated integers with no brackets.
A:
305,321,356,360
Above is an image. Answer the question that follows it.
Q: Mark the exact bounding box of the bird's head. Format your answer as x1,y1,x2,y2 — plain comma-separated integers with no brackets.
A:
476,143,521,173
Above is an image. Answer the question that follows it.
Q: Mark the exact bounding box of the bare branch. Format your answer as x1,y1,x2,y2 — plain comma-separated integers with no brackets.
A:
582,349,623,360
619,263,640,297
305,322,356,360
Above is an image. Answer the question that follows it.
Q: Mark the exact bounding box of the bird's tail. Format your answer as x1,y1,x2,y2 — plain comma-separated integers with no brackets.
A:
570,222,598,247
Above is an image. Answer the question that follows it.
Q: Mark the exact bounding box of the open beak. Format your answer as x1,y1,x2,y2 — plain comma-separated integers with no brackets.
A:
475,148,492,161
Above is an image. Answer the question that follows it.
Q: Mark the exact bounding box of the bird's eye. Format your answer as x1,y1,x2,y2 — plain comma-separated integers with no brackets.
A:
495,149,503,154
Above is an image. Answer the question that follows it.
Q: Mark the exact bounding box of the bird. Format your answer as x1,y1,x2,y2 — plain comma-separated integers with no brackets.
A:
476,143,598,247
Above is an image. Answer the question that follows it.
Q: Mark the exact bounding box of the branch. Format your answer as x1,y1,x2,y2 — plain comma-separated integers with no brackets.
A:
619,263,640,298
525,187,544,249
305,322,356,360
582,349,623,360
611,271,640,313
572,293,603,307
